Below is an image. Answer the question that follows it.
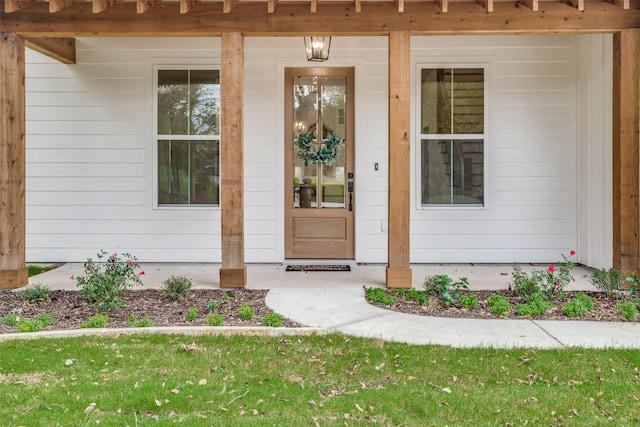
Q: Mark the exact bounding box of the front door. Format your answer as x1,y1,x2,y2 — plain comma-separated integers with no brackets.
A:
285,67,355,259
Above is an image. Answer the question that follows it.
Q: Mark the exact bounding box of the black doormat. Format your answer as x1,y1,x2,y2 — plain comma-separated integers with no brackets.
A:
286,265,351,272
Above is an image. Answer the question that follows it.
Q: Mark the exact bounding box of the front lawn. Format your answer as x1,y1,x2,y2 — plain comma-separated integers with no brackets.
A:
1,334,638,425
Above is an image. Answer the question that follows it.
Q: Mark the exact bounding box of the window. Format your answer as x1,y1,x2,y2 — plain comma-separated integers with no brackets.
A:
420,68,485,206
155,68,220,206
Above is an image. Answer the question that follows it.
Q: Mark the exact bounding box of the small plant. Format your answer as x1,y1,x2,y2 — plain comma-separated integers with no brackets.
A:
16,284,51,304
261,312,285,327
126,314,153,327
2,313,20,326
407,288,427,305
515,296,553,317
460,294,479,309
487,294,511,316
36,313,54,327
423,275,469,307
81,314,109,328
617,301,638,321
564,293,595,317
364,287,397,306
205,314,224,326
162,275,192,300
74,250,144,310
625,274,640,294
17,319,43,333
186,307,199,322
206,301,218,313
393,288,407,297
590,268,626,292
237,304,255,320
511,251,576,301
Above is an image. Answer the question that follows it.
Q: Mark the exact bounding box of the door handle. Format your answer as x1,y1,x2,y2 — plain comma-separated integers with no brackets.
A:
348,182,354,212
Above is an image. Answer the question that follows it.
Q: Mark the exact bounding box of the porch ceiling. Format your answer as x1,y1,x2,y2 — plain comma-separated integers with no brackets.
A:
1,0,639,37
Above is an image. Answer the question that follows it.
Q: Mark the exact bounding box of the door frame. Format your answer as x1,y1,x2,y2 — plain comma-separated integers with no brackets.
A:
284,66,356,259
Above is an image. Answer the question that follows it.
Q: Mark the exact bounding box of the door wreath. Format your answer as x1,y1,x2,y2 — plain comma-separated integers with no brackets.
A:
294,131,344,167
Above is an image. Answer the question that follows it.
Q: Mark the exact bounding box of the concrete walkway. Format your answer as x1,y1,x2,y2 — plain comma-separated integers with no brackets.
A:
15,262,640,348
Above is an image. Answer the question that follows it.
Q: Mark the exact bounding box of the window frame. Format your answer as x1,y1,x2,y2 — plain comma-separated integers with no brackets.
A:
416,64,489,209
152,64,221,209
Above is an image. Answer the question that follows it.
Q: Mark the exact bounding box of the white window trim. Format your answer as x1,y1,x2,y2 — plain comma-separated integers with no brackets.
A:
151,64,221,211
415,63,489,210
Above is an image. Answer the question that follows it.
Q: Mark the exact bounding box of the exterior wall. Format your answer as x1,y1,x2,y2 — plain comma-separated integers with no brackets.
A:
24,35,612,266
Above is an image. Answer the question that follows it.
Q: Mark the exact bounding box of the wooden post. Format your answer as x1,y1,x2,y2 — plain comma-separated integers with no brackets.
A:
219,32,247,288
612,29,640,271
386,31,412,288
0,33,28,289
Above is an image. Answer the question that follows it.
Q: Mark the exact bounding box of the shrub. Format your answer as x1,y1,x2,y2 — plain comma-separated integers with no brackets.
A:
617,301,638,321
81,314,108,328
407,288,427,305
564,293,595,317
261,312,285,327
487,295,511,316
186,307,199,322
237,304,255,320
206,301,218,313
162,275,192,300
17,319,42,333
590,268,626,292
16,284,51,304
423,275,469,307
74,250,144,310
515,296,553,317
36,313,53,327
205,314,224,326
365,287,397,306
511,251,576,301
126,314,153,327
2,313,20,326
460,294,479,309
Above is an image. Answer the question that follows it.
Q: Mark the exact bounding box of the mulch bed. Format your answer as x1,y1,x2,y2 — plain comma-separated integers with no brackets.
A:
367,289,639,322
0,289,302,334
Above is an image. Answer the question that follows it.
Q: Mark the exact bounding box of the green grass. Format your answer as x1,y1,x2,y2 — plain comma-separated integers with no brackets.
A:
0,334,639,425
27,265,53,277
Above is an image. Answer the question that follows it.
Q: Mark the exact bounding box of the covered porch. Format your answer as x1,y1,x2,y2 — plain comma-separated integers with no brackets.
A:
1,0,639,289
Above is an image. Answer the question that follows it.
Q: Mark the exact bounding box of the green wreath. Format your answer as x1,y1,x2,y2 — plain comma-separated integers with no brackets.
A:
294,131,344,167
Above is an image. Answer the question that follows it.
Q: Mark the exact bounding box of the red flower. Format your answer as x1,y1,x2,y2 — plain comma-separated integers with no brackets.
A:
129,261,134,267
111,253,117,260
570,250,576,256
140,271,145,275
556,280,561,287
549,265,556,273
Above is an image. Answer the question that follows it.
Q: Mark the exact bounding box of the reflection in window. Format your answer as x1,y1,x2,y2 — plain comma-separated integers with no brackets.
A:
420,68,485,206
156,69,220,206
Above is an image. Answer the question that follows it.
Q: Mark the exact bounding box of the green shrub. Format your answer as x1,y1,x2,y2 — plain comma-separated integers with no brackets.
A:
81,314,108,329
162,275,193,300
617,301,638,321
392,289,407,297
511,252,576,301
423,275,469,307
126,314,153,327
206,301,218,313
460,294,479,309
205,314,224,326
407,288,427,305
36,313,53,327
2,313,20,326
16,284,51,304
487,295,511,316
365,287,397,306
564,293,595,317
261,312,285,327
237,304,255,320
74,250,144,310
17,319,42,333
186,307,199,322
515,296,553,317
590,268,626,292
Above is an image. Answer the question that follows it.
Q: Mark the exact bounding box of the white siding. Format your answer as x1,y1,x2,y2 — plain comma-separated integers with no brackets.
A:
24,35,612,266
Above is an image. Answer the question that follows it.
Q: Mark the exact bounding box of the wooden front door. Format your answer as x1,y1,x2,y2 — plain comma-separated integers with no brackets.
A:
285,67,355,259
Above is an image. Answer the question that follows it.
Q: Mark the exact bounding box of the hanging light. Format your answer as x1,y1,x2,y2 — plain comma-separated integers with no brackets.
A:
304,37,331,62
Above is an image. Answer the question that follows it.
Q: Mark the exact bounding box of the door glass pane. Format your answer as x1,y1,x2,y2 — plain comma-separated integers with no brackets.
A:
293,76,318,137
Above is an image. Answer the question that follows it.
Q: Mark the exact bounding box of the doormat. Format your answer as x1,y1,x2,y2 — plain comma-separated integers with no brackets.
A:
286,265,351,272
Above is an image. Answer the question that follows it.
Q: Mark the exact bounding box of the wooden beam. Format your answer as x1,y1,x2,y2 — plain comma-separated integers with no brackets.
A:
93,0,115,13
179,0,195,13
23,36,75,63
612,29,640,271
520,0,539,11
437,0,448,12
2,3,640,36
5,0,31,13
386,31,412,288
223,0,235,13
219,31,247,288
354,0,361,12
310,0,317,13
396,0,404,12
137,0,153,14
565,0,585,11
605,0,629,9
267,0,275,13
0,33,28,289
479,0,494,12
49,0,72,13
